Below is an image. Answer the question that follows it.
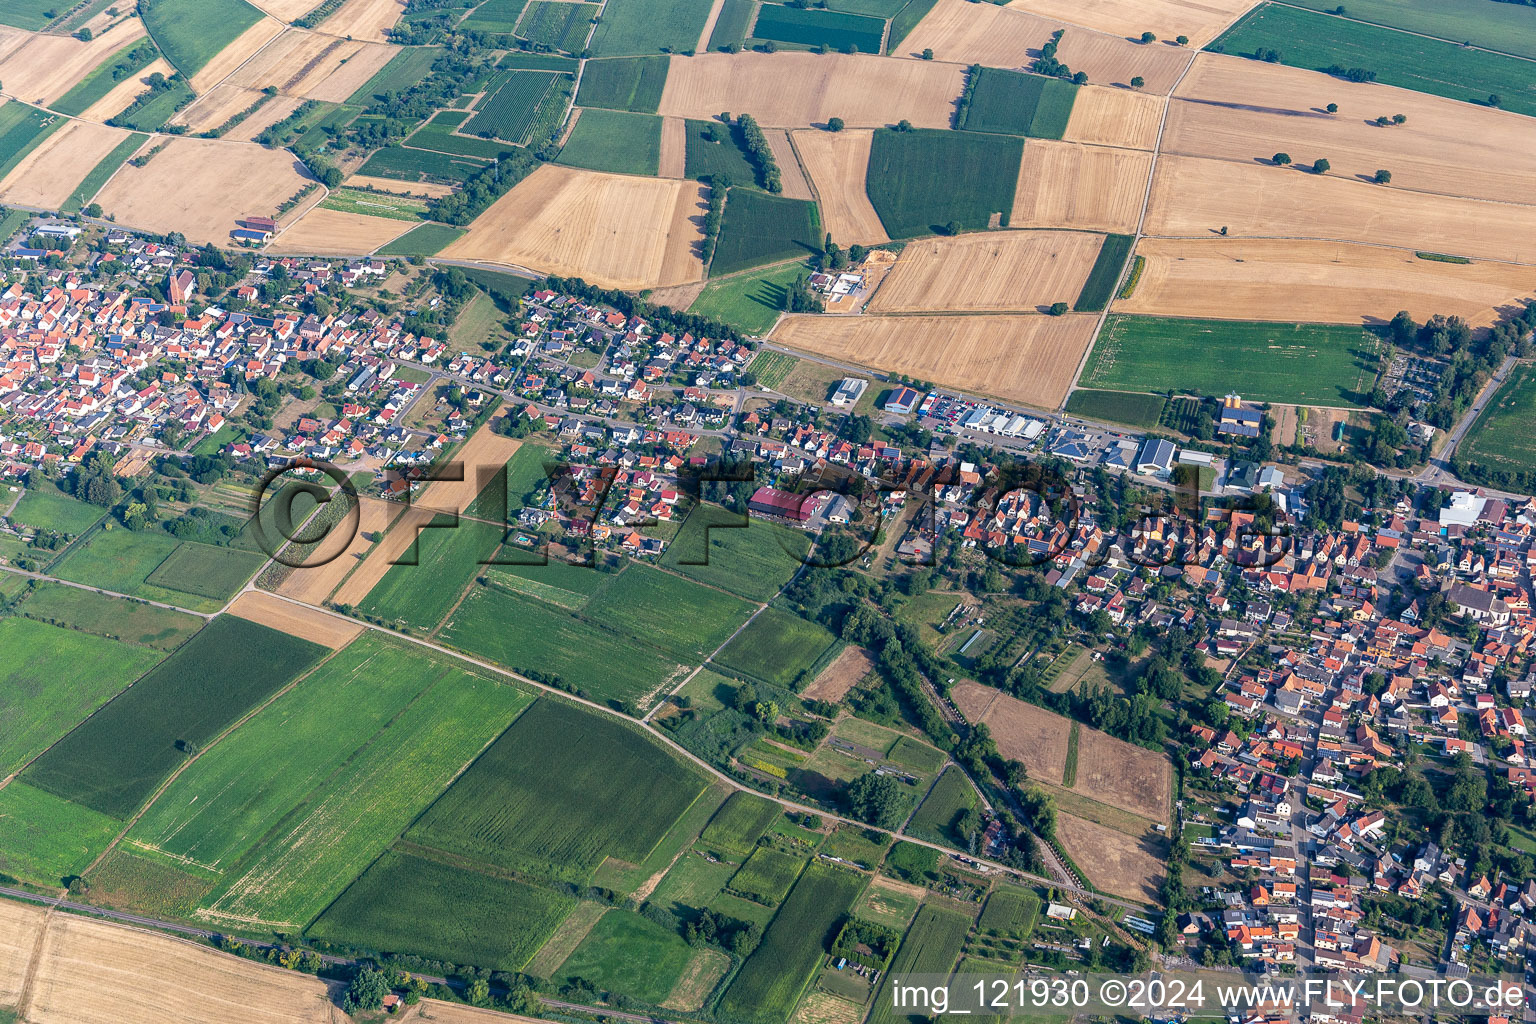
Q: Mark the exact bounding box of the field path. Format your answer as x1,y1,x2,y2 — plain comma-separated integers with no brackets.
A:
694,0,728,52
12,905,54,1023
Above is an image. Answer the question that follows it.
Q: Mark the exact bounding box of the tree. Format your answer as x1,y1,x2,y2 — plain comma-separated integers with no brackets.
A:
84,202,101,217
921,47,934,59
73,452,121,507
1326,102,1338,113
1272,152,1291,166
1392,113,1407,124
1130,75,1144,89
1176,34,1188,45
1488,94,1502,107
944,220,960,236
341,968,391,1013
1374,168,1391,184
846,772,906,828
1140,30,1156,42
1048,301,1069,316
1071,71,1087,85
896,118,913,131
827,116,844,132
1312,157,1330,174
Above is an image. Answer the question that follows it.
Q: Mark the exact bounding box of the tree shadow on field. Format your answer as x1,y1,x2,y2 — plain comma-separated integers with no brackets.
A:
1185,96,1326,118
687,190,710,262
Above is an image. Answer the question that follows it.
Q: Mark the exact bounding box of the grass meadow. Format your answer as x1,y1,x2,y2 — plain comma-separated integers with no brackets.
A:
713,606,839,690
1282,0,1536,58
17,582,202,651
1461,364,1536,477
728,846,807,904
555,908,696,1003
1063,389,1167,429
699,791,782,859
0,782,123,886
375,222,468,255
977,886,1039,938
9,483,106,534
662,505,810,600
48,527,241,613
0,103,61,180
904,766,978,847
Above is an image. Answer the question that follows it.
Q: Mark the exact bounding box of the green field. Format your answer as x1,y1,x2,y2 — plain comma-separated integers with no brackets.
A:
519,0,599,51
1063,389,1167,428
1212,2,1536,118
888,735,946,773
0,0,58,29
588,0,715,55
822,824,891,868
320,186,429,221
200,665,531,928
744,350,799,391
886,0,939,51
750,4,885,52
61,131,148,213
688,261,806,334
854,878,921,927
581,563,755,661
358,515,503,630
905,766,978,846
700,791,782,859
22,616,323,819
143,541,265,600
683,118,758,182
408,699,708,883
407,110,523,158
868,905,973,1024
461,265,537,306
0,782,123,886
110,77,195,131
1081,315,1385,406
662,505,810,600
51,39,161,117
348,46,444,105
442,584,686,706
865,128,1023,238
720,862,867,1024
0,617,163,778
713,606,839,690
729,846,806,904
127,635,450,872
1282,0,1536,59
1460,363,1536,478
962,68,1077,138
17,582,203,651
9,484,106,534
707,0,755,49
977,886,1039,938
577,55,670,112
711,189,822,276
359,145,486,184
484,558,609,609
140,0,264,77
375,221,468,255
558,107,663,175
309,850,574,969
460,0,527,32
555,908,696,1003
0,102,62,181
500,51,582,71
1072,233,1133,312
464,71,567,143
49,526,238,613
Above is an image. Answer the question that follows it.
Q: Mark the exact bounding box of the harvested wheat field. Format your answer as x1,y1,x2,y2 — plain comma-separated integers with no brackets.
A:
1165,52,1536,206
275,495,403,605
774,312,1095,409
950,680,1071,784
20,913,334,1024
793,991,865,1024
0,120,133,210
229,591,363,648
1008,0,1257,48
660,116,686,178
792,128,887,244
238,95,306,141
442,164,706,290
1117,237,1536,326
268,206,413,254
173,85,270,133
1145,155,1536,264
0,19,146,105
190,17,287,93
320,0,408,42
331,503,439,607
802,646,875,702
1062,84,1165,150
417,422,523,515
0,899,46,1006
658,52,964,129
764,128,813,200
226,29,398,102
870,231,1104,313
902,0,1189,93
80,58,177,122
346,174,457,197
1073,725,1171,822
397,1004,558,1024
1012,141,1150,233
1055,812,1163,903
94,137,312,245
250,0,322,19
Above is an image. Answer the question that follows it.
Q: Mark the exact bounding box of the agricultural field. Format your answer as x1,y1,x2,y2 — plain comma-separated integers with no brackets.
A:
0,102,62,182
309,850,575,969
441,583,687,707
1073,233,1134,312
360,144,487,183
869,231,1102,314
587,0,715,56
143,541,265,600
0,21,150,109
1062,83,1164,150
558,108,664,176
791,127,887,243
1015,0,1255,48
126,635,448,872
465,70,569,143
962,68,1077,139
139,0,264,78
688,261,809,335
977,886,1039,938
22,616,324,820
0,780,123,885
821,823,890,869
865,128,1023,238
1213,2,1536,118
578,55,671,112
700,791,783,859
1073,722,1172,822
47,526,256,612
581,563,756,661
8,482,106,534
749,4,885,52
1063,389,1167,429
60,130,148,214
441,164,706,290
855,877,924,928
348,45,442,104
409,110,523,158
407,699,708,884
772,313,1096,410
270,205,413,254
730,846,808,904
657,51,964,129
950,680,1069,784
16,581,203,651
49,38,161,116
707,0,756,50
357,515,503,630
375,221,468,256
720,862,867,1024
711,188,822,276
199,665,532,930
0,0,58,29
0,115,125,212
1283,0,1536,58
460,0,527,33
555,908,699,1004
713,606,840,690
683,118,758,182
904,765,978,846
1055,812,1163,902
1081,315,1385,406
867,904,974,1024
1460,364,1536,480
519,0,599,52
320,186,429,221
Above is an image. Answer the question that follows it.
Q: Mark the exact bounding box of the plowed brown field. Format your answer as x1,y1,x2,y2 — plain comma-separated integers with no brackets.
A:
1011,140,1151,233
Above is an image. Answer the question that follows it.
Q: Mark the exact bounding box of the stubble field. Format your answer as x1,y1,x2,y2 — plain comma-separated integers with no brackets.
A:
1011,140,1150,232
441,164,706,290
267,206,414,254
225,29,399,102
1007,0,1257,48
1072,724,1171,822
0,119,132,210
319,0,407,41
273,494,404,604
0,18,146,105
869,231,1104,313
790,128,888,244
772,312,1097,409
79,58,178,122
187,17,288,94
1054,812,1163,902
1061,84,1165,150
950,680,1070,783
226,591,363,648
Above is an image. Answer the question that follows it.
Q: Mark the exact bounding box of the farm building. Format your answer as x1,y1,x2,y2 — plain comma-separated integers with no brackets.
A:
749,486,815,521
1136,438,1176,476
